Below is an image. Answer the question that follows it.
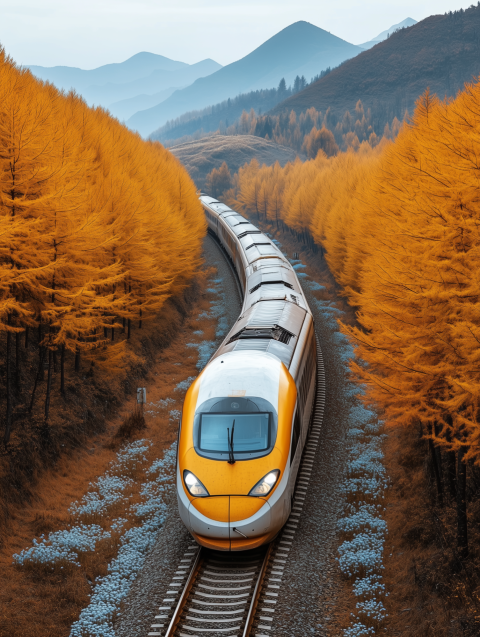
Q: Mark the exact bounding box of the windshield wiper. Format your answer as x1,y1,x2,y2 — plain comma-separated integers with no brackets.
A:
227,419,236,464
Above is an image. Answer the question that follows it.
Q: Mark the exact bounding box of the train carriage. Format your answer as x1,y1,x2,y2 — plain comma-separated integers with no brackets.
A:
176,195,317,551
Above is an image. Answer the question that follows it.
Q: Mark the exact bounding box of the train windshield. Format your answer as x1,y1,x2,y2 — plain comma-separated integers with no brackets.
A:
199,413,271,453
193,396,277,461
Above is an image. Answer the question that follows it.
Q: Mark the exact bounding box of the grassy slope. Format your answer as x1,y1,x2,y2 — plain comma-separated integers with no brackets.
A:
170,134,305,189
0,282,201,545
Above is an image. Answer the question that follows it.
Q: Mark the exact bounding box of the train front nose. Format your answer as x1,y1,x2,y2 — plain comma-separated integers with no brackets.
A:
187,496,272,550
188,497,230,541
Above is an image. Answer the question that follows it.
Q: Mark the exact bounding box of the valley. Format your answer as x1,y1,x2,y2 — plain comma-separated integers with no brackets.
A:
3,4,480,637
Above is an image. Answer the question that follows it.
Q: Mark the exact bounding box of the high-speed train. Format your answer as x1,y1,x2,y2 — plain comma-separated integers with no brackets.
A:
176,195,316,551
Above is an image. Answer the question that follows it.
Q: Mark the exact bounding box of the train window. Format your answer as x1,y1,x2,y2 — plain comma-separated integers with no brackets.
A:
193,396,278,461
199,412,270,453
298,340,316,411
291,410,301,463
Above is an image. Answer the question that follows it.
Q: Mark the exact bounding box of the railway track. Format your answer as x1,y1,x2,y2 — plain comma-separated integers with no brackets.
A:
147,334,325,637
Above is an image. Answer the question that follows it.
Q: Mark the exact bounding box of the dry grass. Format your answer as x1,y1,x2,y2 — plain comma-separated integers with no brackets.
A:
170,134,304,190
0,266,221,637
108,407,147,448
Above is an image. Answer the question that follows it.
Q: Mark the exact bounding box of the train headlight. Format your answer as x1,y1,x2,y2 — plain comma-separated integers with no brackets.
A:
183,470,209,497
248,470,280,497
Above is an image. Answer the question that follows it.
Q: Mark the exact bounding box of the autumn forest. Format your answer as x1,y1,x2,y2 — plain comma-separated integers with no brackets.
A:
205,77,480,627
0,49,204,450
3,6,480,637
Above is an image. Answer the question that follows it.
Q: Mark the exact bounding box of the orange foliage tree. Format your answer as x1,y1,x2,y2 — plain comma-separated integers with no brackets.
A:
217,81,480,557
0,49,205,443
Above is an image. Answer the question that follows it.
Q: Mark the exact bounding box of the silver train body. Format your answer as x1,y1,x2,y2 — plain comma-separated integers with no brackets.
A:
176,195,317,551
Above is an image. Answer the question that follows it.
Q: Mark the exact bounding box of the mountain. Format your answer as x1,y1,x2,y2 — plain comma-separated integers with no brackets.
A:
28,52,187,92
27,53,222,116
170,135,304,190
127,21,363,137
269,7,480,125
108,88,178,122
82,59,221,109
358,18,417,49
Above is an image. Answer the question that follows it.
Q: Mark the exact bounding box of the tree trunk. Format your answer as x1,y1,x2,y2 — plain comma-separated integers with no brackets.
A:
429,437,444,507
60,344,65,396
122,317,126,334
4,318,13,446
38,324,45,381
446,450,457,500
15,330,21,393
445,415,457,500
44,348,53,425
29,344,46,413
75,348,80,372
104,327,108,338
111,327,114,341
457,445,468,560
24,326,29,349
433,421,444,501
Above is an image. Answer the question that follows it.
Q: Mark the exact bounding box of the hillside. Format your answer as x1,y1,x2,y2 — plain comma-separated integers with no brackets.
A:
269,7,480,124
0,46,205,548
127,21,362,137
151,85,296,144
170,135,304,189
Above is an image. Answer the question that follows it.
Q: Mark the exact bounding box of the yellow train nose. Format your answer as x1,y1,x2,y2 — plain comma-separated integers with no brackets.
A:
191,496,229,522
190,496,265,522
188,495,274,551
230,496,265,522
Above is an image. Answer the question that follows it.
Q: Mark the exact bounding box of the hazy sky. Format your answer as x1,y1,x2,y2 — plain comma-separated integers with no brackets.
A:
0,0,475,69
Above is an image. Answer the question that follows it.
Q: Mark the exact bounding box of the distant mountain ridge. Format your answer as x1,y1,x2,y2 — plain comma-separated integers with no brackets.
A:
27,53,222,120
128,21,363,137
83,59,221,114
28,52,188,91
108,88,178,122
358,18,417,49
269,7,480,126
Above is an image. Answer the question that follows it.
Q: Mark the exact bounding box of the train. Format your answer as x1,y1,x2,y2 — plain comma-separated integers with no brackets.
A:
176,194,317,551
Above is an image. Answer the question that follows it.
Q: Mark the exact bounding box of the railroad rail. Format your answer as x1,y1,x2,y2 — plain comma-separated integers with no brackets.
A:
146,334,326,637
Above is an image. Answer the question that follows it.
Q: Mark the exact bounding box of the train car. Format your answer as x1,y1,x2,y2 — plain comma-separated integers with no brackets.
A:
176,195,317,551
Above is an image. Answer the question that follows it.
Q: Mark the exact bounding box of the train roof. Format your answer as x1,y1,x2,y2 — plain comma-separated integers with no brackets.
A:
200,194,313,371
